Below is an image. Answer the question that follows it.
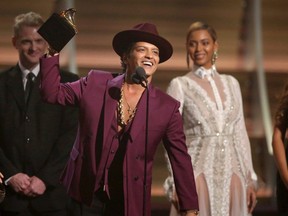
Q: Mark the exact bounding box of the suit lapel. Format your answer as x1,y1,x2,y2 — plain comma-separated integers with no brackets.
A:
102,74,124,145
6,65,26,110
26,75,42,109
102,80,156,145
129,84,155,143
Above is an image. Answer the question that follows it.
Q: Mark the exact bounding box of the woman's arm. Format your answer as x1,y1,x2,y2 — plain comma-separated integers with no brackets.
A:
272,126,288,188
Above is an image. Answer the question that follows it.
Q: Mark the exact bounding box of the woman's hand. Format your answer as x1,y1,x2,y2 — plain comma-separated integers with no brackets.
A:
171,189,179,211
247,186,257,213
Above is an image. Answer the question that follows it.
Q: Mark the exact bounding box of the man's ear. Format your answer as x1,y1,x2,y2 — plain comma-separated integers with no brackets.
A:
122,53,128,63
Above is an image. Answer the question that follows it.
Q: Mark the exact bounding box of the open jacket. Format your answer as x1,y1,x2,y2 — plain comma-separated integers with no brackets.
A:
0,64,78,212
39,55,198,216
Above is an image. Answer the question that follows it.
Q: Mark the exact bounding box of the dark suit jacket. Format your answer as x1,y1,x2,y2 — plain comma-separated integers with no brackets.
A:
0,64,79,212
40,55,199,216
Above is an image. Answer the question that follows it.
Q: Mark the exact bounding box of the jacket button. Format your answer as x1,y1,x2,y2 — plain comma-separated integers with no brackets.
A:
25,116,30,122
134,176,139,181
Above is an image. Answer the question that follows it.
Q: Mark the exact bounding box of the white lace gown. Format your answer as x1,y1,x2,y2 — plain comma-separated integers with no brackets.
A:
163,69,257,216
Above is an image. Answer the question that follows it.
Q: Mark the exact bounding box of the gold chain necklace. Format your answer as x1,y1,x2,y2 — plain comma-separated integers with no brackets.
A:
117,84,137,127
122,87,134,114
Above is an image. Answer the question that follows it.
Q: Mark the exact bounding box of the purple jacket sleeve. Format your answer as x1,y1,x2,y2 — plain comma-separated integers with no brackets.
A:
163,102,199,211
39,55,83,106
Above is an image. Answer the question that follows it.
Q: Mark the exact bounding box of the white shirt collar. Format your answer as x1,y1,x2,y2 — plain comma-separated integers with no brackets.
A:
193,65,217,79
18,62,40,79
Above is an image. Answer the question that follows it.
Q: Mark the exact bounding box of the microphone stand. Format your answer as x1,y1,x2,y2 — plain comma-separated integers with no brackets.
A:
142,80,148,216
131,68,149,216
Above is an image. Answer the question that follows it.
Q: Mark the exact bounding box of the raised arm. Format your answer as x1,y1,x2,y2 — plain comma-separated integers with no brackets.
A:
40,54,82,106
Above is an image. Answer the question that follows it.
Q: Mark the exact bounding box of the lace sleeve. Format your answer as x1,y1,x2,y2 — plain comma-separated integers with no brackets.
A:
163,77,185,201
163,152,175,201
166,77,185,115
232,77,258,189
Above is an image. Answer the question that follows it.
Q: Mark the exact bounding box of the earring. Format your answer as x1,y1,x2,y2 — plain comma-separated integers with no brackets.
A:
186,52,190,69
212,51,218,65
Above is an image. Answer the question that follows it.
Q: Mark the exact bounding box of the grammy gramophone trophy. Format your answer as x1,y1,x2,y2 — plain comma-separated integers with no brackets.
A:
38,8,77,55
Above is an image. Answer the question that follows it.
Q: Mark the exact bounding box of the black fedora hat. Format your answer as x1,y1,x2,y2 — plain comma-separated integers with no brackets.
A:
112,23,173,63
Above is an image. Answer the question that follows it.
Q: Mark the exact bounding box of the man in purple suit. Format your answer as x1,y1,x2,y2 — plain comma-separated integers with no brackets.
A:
39,23,199,216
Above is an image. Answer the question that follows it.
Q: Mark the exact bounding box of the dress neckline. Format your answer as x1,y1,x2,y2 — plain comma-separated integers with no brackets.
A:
193,65,216,79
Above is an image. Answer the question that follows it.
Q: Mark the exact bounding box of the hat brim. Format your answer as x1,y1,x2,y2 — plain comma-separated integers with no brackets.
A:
112,30,173,63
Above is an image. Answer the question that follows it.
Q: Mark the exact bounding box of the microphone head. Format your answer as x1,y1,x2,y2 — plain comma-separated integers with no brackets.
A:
135,66,148,83
135,66,146,78
131,73,142,84
131,66,148,87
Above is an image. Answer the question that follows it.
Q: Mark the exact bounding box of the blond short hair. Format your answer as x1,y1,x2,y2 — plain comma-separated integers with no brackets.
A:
13,12,44,37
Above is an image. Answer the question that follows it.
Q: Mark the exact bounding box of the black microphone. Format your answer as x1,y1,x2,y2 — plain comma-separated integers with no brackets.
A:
135,66,148,83
131,66,148,87
131,73,142,84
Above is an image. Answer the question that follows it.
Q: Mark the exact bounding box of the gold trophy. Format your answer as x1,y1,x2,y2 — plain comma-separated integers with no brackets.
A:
0,183,5,203
38,8,78,55
60,8,77,33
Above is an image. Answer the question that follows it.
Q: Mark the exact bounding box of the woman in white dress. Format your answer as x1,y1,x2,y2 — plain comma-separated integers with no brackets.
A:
163,21,258,216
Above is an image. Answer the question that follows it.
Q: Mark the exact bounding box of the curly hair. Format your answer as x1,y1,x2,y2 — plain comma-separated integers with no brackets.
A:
274,83,288,138
120,42,135,73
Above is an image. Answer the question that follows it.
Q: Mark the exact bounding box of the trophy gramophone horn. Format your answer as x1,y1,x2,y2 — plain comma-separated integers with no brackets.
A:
60,8,77,33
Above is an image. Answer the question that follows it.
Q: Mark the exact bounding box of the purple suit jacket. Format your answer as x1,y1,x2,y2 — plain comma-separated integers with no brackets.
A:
39,55,198,216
